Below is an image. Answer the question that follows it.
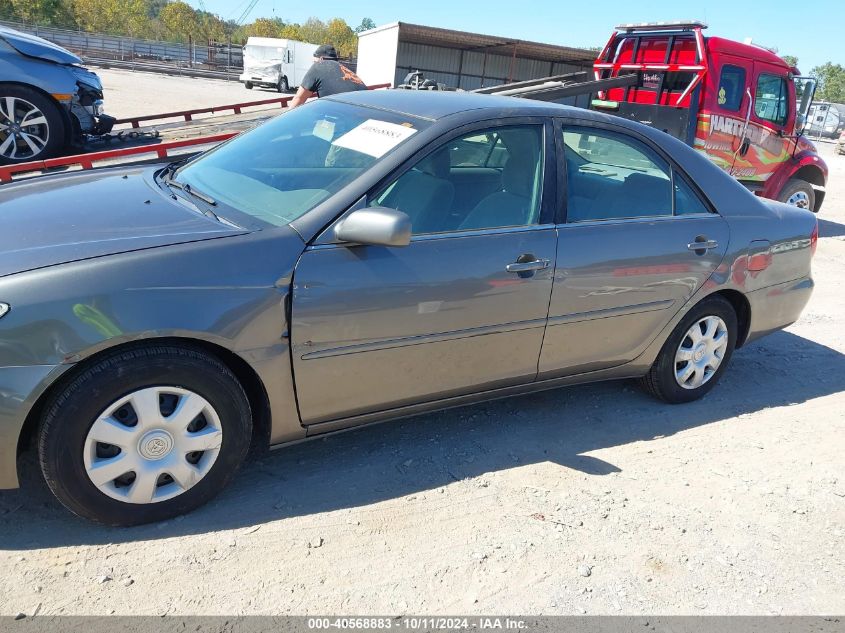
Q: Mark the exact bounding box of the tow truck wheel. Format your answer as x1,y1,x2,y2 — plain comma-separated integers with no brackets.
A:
779,179,816,212
245,81,253,90
278,76,289,93
0,85,66,165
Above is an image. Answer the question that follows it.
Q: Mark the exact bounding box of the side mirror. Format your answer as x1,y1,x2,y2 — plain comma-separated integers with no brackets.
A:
335,207,412,247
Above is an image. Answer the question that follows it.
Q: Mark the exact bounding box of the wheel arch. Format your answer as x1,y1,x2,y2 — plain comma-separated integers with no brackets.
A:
706,288,751,348
17,336,272,462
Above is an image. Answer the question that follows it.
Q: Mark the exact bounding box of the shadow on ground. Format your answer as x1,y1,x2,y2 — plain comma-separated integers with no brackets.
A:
2,330,844,549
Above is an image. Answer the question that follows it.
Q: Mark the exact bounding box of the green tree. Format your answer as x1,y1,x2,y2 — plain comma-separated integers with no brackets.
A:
246,17,283,38
326,17,355,57
159,0,199,41
146,0,168,19
298,17,327,44
781,55,798,68
811,62,845,103
9,0,73,25
71,0,148,36
354,17,376,33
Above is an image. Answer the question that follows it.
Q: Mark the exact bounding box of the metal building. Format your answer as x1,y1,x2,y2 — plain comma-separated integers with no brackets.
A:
356,22,597,91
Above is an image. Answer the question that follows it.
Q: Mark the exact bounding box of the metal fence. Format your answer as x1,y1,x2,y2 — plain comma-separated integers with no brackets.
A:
0,19,244,72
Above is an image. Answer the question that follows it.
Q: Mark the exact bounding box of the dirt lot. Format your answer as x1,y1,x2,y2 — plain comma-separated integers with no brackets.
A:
0,73,843,615
92,67,284,120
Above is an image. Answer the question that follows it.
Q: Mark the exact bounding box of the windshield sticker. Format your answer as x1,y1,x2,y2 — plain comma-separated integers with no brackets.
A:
332,120,417,158
313,119,336,142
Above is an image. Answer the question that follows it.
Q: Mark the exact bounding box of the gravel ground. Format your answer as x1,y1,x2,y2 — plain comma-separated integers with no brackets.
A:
0,78,843,615
92,66,286,121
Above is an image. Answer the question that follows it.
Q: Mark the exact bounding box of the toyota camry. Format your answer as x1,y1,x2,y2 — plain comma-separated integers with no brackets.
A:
0,90,817,525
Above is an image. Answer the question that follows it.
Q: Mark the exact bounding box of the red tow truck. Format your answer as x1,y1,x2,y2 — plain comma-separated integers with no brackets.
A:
591,21,827,211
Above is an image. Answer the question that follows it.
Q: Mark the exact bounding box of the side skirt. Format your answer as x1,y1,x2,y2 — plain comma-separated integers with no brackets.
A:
268,362,646,451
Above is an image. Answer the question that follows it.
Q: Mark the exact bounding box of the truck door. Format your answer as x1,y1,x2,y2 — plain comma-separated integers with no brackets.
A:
699,55,752,176
731,62,793,183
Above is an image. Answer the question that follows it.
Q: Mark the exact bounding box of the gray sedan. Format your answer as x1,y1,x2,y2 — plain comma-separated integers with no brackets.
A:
0,90,818,525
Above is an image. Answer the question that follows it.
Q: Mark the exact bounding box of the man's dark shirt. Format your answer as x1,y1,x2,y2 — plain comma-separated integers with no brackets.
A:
301,60,367,97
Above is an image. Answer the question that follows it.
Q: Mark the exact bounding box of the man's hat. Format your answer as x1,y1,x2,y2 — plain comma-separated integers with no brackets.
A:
314,44,338,59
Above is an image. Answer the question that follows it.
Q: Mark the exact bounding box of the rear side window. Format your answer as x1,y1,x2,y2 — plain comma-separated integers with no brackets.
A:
562,128,672,222
755,73,788,125
717,65,746,111
562,128,713,222
674,172,710,215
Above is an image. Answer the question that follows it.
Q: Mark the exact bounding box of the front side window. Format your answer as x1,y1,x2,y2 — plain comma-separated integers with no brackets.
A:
175,100,427,227
754,73,789,125
717,65,746,111
563,128,672,222
372,125,544,235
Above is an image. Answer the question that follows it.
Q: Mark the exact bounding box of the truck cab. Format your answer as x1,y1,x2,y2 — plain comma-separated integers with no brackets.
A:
593,22,827,211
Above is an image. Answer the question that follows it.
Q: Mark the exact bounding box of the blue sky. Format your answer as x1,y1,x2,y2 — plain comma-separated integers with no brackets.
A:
196,0,844,72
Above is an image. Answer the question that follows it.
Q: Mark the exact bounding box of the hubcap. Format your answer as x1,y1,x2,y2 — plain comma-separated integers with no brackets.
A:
83,387,223,504
786,190,811,209
674,316,729,390
0,96,50,160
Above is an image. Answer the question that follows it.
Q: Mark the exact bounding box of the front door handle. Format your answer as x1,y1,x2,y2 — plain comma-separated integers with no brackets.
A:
687,239,719,253
506,258,550,273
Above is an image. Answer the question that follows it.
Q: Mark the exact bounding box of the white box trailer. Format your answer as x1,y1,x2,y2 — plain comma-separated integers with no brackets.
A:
239,37,319,92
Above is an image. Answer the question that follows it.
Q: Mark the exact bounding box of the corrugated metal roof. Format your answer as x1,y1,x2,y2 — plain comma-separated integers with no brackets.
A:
393,21,597,64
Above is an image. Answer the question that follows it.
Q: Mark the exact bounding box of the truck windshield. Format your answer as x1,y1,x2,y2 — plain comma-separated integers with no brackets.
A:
173,100,427,227
244,45,281,62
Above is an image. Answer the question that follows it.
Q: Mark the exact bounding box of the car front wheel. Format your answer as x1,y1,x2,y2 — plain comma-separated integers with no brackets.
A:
38,345,252,526
639,295,738,404
0,85,67,165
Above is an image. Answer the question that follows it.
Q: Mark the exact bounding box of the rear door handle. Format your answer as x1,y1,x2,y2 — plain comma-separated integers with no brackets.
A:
506,258,550,273
687,240,719,252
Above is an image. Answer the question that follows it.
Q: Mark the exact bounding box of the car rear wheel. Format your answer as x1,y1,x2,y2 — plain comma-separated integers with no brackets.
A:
278,76,289,93
778,179,815,212
245,81,253,90
0,85,67,165
639,295,738,404
38,345,252,526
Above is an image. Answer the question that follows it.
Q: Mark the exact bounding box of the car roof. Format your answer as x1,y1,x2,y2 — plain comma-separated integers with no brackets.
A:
328,88,596,122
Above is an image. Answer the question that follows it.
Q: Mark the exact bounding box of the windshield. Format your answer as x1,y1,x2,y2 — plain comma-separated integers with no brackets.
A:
174,100,427,227
244,45,283,62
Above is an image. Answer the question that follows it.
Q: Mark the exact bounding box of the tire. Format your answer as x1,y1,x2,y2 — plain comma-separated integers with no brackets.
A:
277,76,289,93
778,178,815,212
38,345,252,526
639,295,738,404
0,84,67,165
244,81,253,90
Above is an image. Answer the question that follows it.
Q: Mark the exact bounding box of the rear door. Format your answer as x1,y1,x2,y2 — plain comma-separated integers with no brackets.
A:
539,121,729,378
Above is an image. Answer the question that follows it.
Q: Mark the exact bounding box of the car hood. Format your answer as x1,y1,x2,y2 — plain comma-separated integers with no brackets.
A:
0,25,82,65
0,166,248,278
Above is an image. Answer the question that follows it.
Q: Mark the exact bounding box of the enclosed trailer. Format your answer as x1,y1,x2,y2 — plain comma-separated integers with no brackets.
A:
806,102,845,138
239,37,319,92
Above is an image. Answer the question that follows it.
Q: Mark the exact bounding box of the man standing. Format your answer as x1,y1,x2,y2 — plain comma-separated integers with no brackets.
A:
289,44,367,108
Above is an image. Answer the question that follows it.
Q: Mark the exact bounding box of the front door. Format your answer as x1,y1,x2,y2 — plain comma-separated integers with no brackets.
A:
291,122,557,424
731,62,793,183
539,123,729,378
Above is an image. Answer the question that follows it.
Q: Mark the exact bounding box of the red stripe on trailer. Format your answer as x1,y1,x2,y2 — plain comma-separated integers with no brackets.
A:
0,133,236,183
114,83,393,129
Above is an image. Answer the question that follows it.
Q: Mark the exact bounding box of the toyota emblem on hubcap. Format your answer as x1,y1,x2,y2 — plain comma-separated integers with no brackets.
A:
138,430,174,460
